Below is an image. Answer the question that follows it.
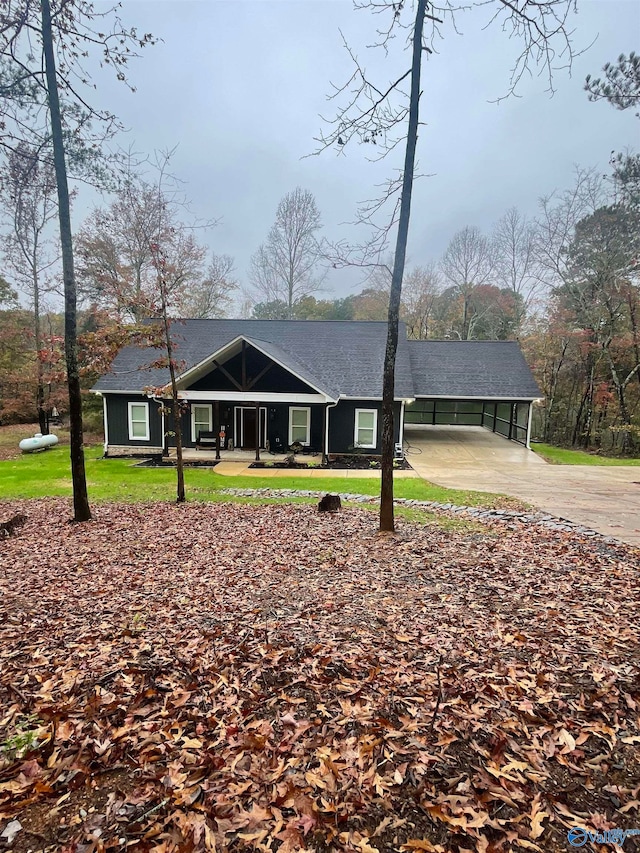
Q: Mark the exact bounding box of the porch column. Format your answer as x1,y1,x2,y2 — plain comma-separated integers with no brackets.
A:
322,404,328,463
255,403,260,461
162,401,169,457
215,401,221,460
526,402,533,449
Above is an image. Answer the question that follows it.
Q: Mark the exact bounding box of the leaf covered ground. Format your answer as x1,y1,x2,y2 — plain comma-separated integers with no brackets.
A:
0,500,639,853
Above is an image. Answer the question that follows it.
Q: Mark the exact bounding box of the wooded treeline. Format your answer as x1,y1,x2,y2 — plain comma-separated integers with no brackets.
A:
247,169,640,454
1,156,639,455
1,38,638,455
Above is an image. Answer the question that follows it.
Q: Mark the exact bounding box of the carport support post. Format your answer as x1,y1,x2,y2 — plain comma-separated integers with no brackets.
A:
526,402,533,449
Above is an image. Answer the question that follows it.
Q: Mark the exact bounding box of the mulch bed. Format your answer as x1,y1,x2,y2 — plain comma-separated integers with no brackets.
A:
135,458,221,468
0,499,638,852
250,455,412,470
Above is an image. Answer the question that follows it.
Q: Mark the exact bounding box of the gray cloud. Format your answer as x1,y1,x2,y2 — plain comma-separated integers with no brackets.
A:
79,0,640,299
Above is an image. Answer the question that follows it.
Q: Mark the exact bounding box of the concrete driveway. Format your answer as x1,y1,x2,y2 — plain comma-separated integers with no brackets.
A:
404,425,640,547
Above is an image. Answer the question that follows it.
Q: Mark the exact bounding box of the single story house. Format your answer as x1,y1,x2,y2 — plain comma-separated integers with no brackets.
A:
92,319,541,458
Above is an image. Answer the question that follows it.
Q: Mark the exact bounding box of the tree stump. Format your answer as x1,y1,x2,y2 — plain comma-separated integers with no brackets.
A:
0,514,27,539
318,494,341,513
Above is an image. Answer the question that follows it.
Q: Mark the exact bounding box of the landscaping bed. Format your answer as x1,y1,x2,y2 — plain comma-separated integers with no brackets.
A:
135,457,220,468
250,454,412,470
0,499,638,852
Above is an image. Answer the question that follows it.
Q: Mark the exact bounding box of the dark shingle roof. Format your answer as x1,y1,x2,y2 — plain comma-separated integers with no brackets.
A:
93,322,540,402
407,340,541,399
92,319,416,400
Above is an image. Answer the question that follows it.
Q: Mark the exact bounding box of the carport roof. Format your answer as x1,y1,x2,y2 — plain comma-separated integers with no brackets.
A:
408,340,541,400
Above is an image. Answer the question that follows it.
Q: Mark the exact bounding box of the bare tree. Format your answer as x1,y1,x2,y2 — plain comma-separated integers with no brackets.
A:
316,0,579,531
42,0,91,522
176,254,236,319
441,226,494,340
0,143,58,433
534,167,606,289
149,244,186,504
76,169,222,324
249,187,324,319
491,207,540,333
401,263,441,339
0,0,155,522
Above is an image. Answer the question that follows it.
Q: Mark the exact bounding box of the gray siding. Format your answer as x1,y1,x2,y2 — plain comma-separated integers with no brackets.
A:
328,401,401,455
264,403,323,452
105,394,163,448
166,402,325,452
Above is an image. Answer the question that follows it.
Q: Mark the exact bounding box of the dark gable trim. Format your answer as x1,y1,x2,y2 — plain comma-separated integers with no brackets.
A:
176,335,335,399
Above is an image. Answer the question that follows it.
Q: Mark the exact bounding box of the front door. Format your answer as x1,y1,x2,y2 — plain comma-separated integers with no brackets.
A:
234,407,267,449
243,408,257,450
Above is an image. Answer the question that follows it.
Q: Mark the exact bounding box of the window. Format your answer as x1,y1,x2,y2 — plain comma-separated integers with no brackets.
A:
288,407,310,445
128,401,149,441
354,408,377,449
191,404,213,442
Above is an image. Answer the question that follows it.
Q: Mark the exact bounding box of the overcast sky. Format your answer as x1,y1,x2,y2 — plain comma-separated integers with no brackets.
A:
83,0,639,302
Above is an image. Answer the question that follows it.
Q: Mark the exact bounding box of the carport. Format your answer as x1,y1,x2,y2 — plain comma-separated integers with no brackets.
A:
405,341,541,448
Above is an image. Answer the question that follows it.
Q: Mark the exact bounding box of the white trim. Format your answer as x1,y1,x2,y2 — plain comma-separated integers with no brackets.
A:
325,400,339,458
174,335,335,400
128,401,150,442
412,395,539,402
288,406,311,446
399,399,406,443
175,390,327,404
341,395,412,402
191,403,213,443
235,406,267,448
96,389,541,404
354,408,378,449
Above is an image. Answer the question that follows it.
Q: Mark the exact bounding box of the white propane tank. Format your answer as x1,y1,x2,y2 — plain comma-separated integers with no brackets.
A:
19,433,59,453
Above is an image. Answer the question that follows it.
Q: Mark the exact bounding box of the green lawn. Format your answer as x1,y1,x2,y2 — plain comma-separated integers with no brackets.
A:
532,442,640,466
0,443,517,508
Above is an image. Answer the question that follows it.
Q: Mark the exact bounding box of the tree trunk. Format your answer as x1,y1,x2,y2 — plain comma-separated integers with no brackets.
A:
170,385,185,503
380,0,426,533
163,312,185,503
462,289,471,341
33,260,48,435
606,350,636,454
41,0,91,521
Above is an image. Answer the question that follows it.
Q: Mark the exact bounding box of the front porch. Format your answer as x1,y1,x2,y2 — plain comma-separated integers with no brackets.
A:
162,446,418,478
167,447,323,464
